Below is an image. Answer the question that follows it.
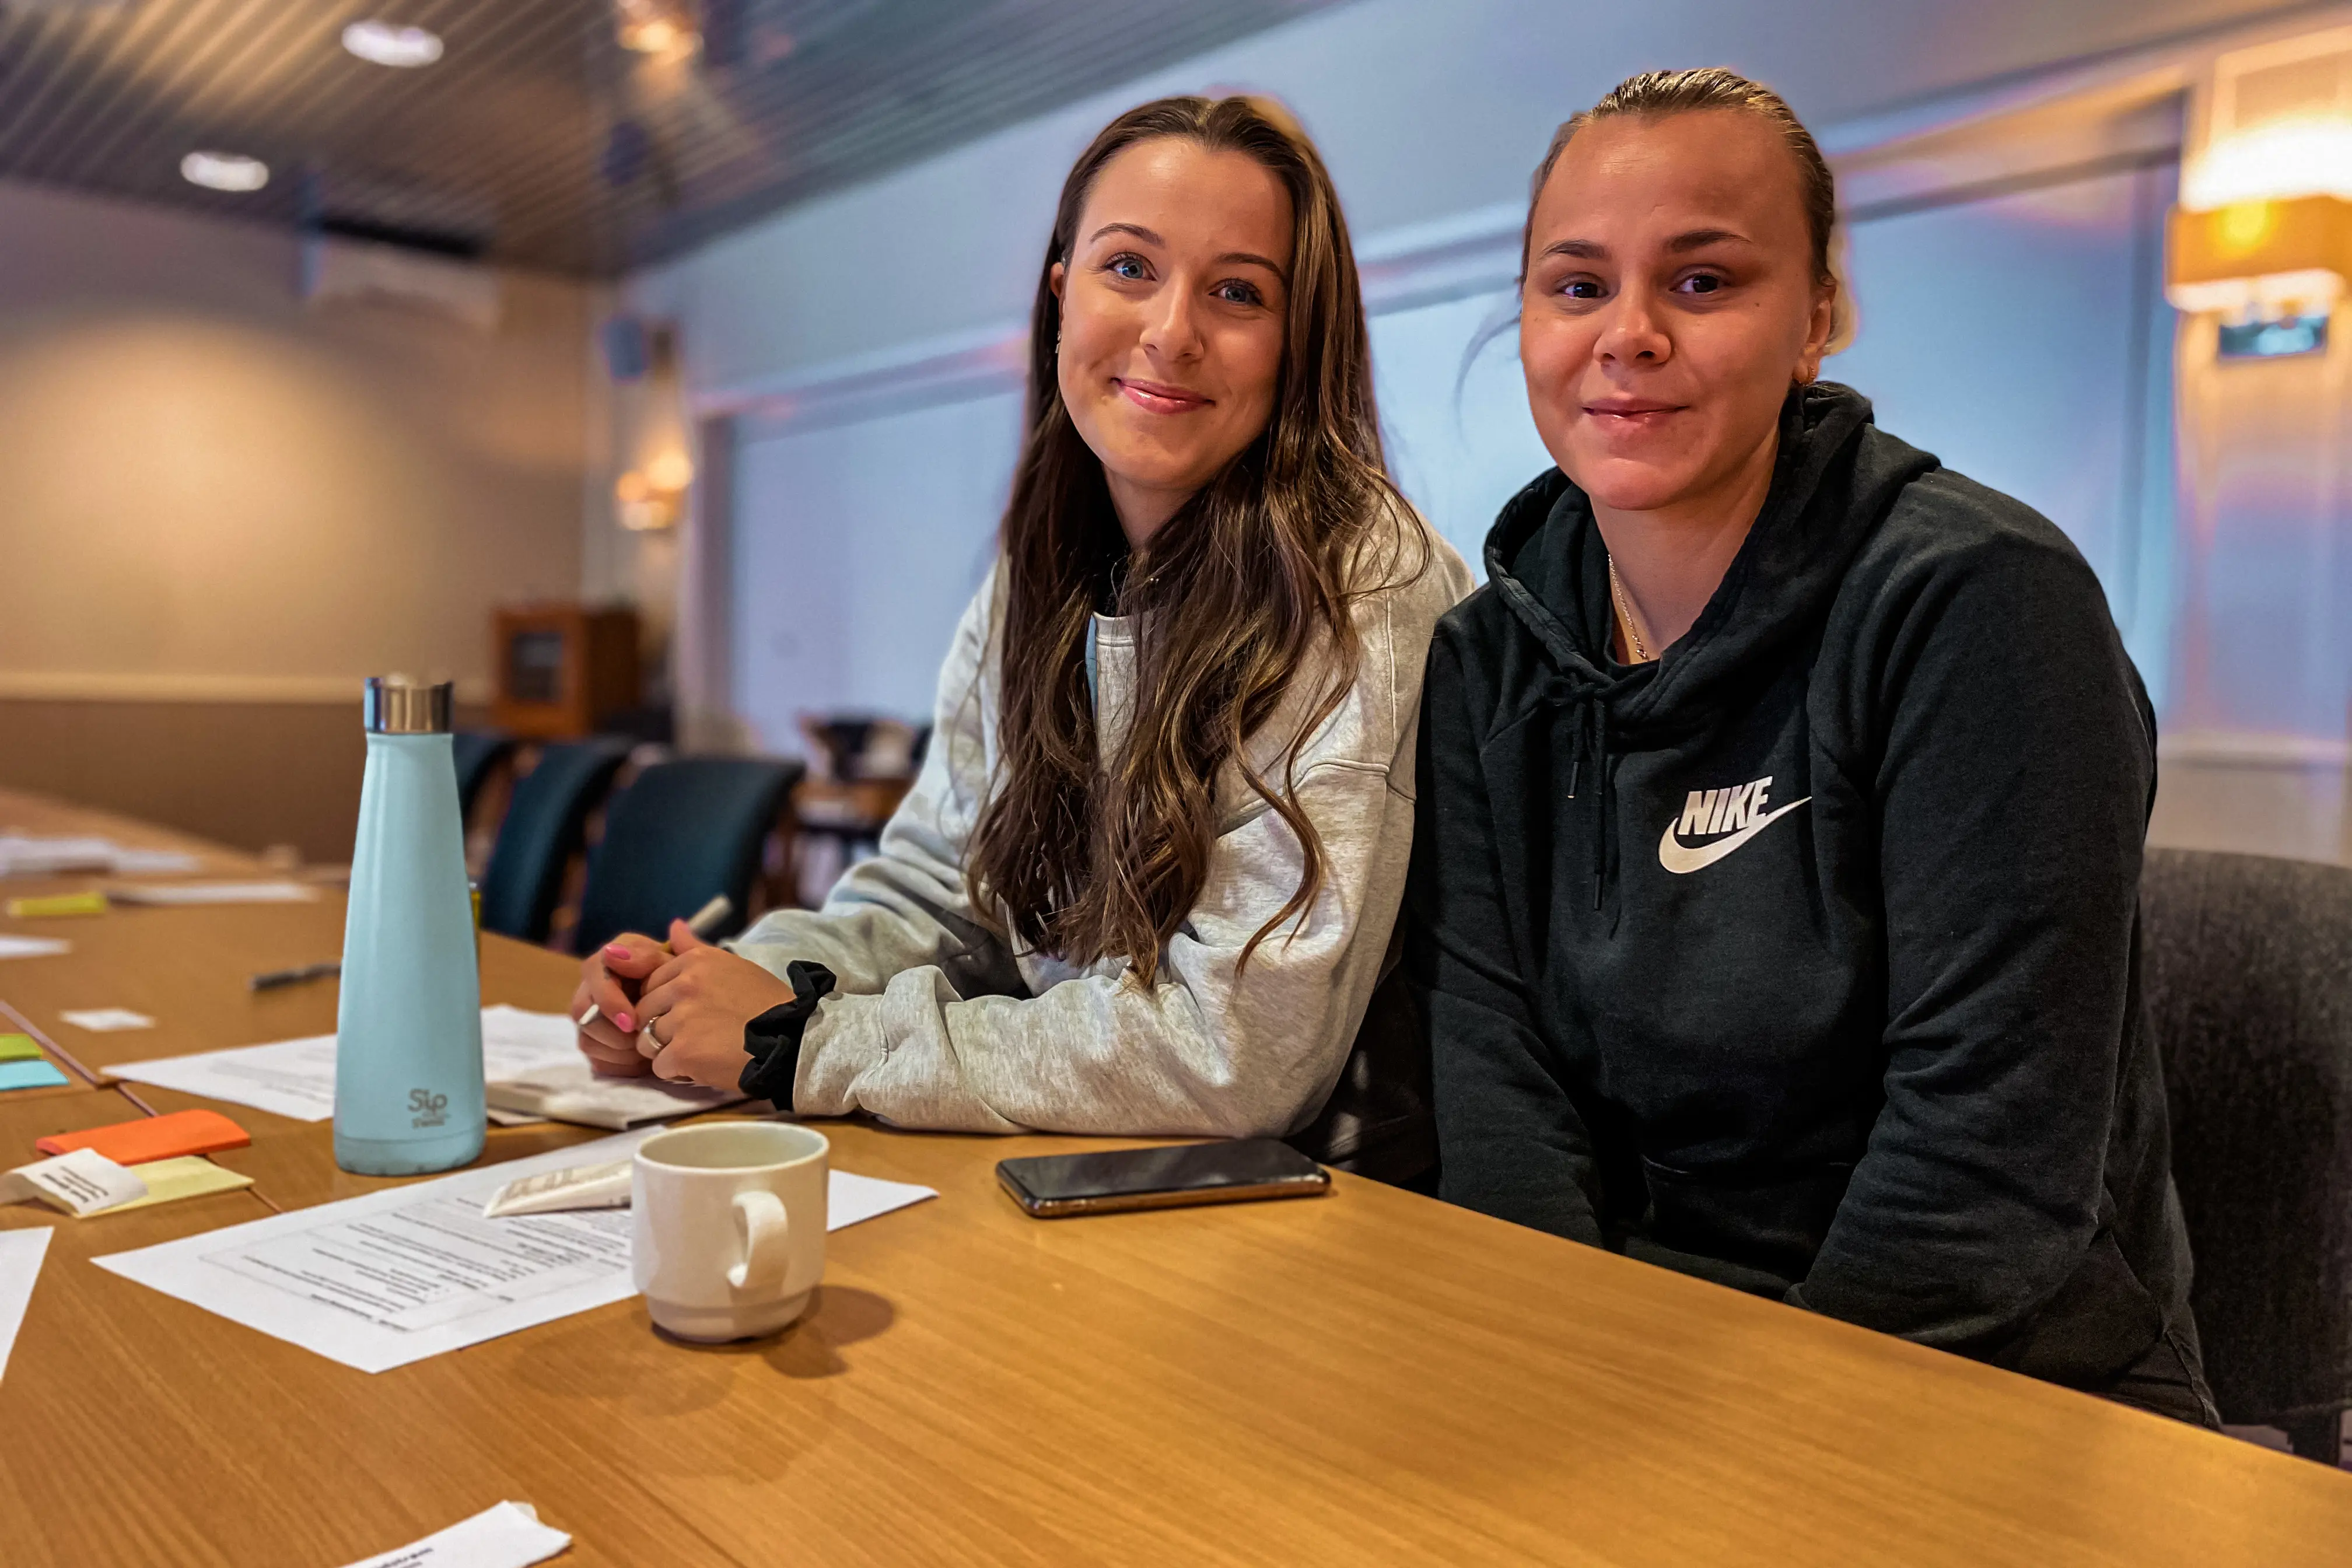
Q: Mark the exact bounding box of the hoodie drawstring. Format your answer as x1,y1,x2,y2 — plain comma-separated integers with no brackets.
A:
1588,701,1611,910
1495,544,1628,918
1559,688,1612,911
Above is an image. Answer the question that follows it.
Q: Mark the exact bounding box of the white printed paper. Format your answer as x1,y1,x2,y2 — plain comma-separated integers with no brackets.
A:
0,834,112,876
484,1054,744,1129
107,881,317,906
94,1130,935,1373
482,1159,632,1218
110,846,204,875
110,1005,733,1130
0,834,198,878
106,1005,589,1123
100,1132,654,1369
0,936,70,960
0,1227,50,1383
480,1007,746,1128
106,1033,345,1120
829,1167,937,1227
2,1147,148,1216
60,1008,155,1032
0,835,116,876
479,1003,596,1059
337,1500,570,1568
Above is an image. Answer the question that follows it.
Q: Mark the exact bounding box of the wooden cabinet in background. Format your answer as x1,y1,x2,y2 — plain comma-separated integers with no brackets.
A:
490,605,640,740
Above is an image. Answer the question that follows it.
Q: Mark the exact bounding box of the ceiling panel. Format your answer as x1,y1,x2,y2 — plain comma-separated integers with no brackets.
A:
0,0,1351,275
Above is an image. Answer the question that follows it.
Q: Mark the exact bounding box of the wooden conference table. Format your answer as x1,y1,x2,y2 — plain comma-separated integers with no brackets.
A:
0,789,2347,1566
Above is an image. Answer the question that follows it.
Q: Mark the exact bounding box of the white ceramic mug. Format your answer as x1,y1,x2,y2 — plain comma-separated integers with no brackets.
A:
632,1121,828,1342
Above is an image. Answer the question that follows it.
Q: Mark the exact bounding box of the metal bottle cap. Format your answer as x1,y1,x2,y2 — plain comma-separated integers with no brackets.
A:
362,677,453,735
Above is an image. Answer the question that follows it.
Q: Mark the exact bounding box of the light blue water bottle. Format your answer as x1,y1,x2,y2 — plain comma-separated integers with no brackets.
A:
334,677,484,1175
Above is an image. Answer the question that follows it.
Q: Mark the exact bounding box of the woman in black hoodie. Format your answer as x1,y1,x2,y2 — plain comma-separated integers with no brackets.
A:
1409,67,2216,1424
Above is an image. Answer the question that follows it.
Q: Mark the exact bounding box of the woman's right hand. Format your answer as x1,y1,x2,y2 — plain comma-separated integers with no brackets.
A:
570,932,670,1077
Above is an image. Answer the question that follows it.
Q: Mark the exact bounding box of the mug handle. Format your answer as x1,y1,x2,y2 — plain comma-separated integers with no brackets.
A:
727,1189,791,1293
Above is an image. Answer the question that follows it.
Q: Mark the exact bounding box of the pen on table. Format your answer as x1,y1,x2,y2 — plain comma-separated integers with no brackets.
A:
248,960,341,992
576,894,733,1032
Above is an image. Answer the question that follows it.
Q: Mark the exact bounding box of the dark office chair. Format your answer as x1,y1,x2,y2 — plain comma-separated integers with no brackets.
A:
2143,847,2352,1465
1289,963,1436,1189
449,731,514,825
477,738,634,944
570,756,804,956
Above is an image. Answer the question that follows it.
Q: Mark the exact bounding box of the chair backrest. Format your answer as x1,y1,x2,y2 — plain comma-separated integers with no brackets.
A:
2141,846,2352,1426
449,731,514,825
571,756,804,956
799,714,919,780
1287,963,1436,1188
478,738,633,944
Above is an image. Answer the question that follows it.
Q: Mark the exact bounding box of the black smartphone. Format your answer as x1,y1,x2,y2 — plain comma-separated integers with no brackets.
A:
996,1138,1331,1218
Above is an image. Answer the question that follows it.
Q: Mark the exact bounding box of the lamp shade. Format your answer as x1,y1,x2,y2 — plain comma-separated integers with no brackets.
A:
2166,193,2352,314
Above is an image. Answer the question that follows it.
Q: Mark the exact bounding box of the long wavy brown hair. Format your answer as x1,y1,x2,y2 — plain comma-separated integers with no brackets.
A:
967,94,1420,986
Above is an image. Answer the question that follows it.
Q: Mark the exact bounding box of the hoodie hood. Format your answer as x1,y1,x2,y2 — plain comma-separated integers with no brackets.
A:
1478,381,1936,909
1483,381,1935,733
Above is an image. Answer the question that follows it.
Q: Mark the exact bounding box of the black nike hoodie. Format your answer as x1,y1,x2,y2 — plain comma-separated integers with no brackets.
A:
1409,382,2203,1399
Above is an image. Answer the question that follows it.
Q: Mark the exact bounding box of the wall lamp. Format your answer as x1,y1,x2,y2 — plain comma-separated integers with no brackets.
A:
2169,66,2352,360
615,0,697,57
2169,193,2352,316
616,450,692,531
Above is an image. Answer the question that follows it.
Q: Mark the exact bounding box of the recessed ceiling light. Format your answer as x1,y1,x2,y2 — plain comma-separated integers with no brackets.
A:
342,19,443,68
180,150,269,192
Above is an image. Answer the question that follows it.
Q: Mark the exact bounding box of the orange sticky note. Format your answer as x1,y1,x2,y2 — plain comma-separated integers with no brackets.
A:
34,1108,250,1164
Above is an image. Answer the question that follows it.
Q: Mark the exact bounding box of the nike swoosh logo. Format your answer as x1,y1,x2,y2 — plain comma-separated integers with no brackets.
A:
1657,797,1812,874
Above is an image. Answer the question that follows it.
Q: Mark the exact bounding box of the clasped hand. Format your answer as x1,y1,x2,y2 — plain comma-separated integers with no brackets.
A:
569,919,796,1091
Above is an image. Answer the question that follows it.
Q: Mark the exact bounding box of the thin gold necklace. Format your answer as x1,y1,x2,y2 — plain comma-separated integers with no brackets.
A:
1607,555,1656,664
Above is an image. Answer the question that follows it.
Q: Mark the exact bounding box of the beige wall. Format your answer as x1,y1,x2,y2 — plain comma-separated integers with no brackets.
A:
580,327,682,696
0,180,597,856
4,698,367,866
2158,288,2352,868
2149,743,2350,866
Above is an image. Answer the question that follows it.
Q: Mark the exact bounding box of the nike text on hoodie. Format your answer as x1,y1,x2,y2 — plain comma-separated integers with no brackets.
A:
1408,382,2207,1411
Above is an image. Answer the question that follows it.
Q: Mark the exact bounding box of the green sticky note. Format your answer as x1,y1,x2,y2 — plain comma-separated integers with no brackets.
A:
0,1059,69,1091
0,1034,41,1062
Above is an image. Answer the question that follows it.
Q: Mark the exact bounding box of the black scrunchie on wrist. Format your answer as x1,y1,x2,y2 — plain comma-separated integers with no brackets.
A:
738,961,836,1106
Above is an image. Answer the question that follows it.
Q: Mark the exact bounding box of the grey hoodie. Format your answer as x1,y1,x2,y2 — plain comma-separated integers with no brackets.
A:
730,513,1471,1138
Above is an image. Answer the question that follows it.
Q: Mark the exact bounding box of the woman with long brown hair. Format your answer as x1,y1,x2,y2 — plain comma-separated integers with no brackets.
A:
571,95,1471,1149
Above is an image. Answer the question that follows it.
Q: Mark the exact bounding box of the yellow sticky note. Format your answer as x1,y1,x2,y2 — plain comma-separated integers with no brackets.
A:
5,891,108,918
93,1156,254,1216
